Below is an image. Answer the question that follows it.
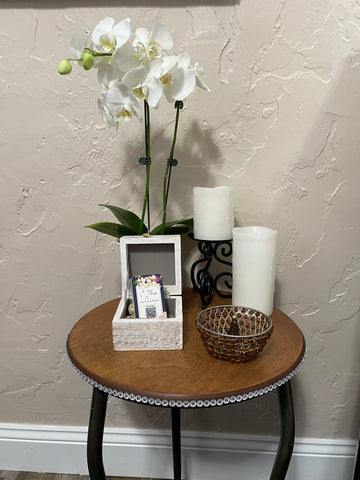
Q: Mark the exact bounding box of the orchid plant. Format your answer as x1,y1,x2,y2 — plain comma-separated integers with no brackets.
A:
58,17,209,238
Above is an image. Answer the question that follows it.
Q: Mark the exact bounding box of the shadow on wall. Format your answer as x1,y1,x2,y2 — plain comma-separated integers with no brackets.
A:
151,119,223,214
109,117,220,226
156,119,224,274
107,388,282,436
101,115,221,285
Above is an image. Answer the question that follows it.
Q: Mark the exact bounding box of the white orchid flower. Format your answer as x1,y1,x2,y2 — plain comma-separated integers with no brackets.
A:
97,63,120,90
133,23,173,63
122,60,163,108
69,32,98,70
70,32,91,58
160,53,196,102
92,17,131,53
99,82,142,126
191,62,210,92
111,42,140,76
98,98,117,128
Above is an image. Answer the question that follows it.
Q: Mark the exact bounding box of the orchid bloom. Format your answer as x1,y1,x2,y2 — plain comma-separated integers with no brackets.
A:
97,63,120,90
160,53,196,102
92,17,131,54
121,60,163,108
98,82,143,126
70,32,91,59
97,98,117,128
60,18,209,127
111,42,140,76
191,62,211,92
132,23,173,64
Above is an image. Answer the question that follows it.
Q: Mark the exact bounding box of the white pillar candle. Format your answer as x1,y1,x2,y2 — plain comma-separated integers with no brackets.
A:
232,226,277,315
193,186,234,241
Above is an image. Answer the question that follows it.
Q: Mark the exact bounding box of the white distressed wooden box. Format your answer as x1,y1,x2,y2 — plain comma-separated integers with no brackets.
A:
112,235,183,351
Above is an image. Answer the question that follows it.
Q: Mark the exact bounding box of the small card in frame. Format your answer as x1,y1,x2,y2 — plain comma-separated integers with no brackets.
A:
131,274,167,319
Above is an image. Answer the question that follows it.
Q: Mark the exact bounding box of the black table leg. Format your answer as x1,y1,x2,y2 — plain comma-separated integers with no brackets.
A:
270,381,295,480
87,387,108,480
171,407,181,480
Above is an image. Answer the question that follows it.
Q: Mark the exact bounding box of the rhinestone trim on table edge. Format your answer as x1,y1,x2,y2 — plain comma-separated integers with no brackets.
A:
66,346,305,408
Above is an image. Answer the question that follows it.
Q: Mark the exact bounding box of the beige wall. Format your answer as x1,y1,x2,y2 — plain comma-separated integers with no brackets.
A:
1,1,359,440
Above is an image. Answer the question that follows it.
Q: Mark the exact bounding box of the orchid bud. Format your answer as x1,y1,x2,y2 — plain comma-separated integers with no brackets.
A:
82,52,94,71
58,60,72,75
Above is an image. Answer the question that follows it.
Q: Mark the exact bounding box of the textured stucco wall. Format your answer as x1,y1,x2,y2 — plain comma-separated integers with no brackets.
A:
1,1,359,441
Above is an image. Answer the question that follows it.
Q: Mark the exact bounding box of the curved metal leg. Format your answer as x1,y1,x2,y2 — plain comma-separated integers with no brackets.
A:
270,381,295,480
87,387,108,480
171,407,181,480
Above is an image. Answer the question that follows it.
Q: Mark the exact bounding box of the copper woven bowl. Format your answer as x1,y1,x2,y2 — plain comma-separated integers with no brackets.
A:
196,305,273,363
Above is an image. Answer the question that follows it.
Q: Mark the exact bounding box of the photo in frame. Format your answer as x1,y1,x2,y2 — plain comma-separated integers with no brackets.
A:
131,274,167,319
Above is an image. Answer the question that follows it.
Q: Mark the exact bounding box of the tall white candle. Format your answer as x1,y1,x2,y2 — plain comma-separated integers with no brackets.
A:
232,226,277,315
193,186,234,241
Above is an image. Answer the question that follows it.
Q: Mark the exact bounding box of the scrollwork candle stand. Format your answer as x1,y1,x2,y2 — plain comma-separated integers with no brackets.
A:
190,234,232,308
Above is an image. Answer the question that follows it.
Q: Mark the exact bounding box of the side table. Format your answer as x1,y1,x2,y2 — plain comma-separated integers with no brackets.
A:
66,289,305,480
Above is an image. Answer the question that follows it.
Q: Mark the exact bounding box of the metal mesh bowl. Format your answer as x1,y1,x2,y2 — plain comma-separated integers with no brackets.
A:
196,305,273,363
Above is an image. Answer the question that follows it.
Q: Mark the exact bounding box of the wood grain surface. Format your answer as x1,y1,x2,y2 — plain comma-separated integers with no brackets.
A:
67,289,305,403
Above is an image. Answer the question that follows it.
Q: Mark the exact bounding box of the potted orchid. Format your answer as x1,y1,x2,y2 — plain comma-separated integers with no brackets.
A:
58,17,209,238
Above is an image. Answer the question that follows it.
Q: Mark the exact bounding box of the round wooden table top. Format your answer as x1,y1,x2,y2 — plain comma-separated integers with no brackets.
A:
67,289,305,408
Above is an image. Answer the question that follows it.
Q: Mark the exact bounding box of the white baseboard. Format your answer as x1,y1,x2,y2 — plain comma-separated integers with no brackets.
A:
0,423,357,479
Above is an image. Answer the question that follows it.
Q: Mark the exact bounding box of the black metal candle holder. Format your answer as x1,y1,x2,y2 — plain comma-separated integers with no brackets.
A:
190,234,232,308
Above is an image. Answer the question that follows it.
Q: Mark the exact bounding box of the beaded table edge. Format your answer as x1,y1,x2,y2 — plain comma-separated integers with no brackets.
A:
65,344,305,409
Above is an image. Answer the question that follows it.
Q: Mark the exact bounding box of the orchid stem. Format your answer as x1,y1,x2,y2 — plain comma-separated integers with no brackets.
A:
67,52,112,62
161,164,171,234
161,101,182,234
140,100,151,233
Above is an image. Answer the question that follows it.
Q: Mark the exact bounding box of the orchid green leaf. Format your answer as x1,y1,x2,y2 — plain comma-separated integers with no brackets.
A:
150,217,193,235
99,204,148,234
161,225,191,235
85,222,137,238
